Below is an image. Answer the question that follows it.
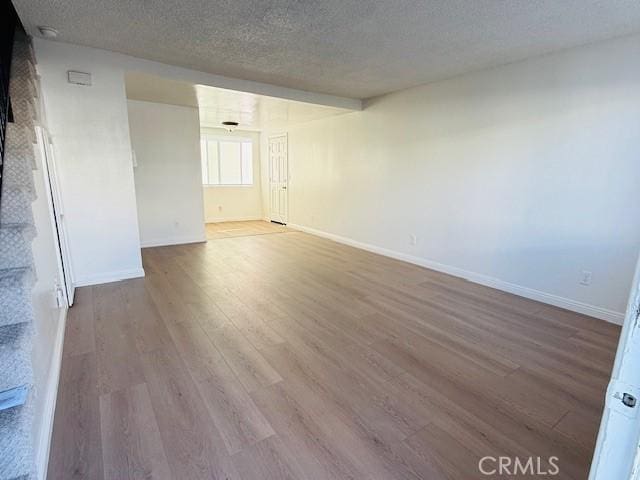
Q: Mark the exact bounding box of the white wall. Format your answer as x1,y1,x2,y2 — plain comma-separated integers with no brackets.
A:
127,100,205,247
30,132,67,479
34,39,143,286
263,34,640,322
202,128,263,223
34,39,330,283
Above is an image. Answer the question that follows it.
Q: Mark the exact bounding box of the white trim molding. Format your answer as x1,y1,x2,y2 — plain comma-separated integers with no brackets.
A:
288,223,625,325
73,267,146,288
205,216,264,224
140,234,207,248
36,307,67,480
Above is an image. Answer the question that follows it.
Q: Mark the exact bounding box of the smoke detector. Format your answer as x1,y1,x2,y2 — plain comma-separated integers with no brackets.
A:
38,26,58,38
222,121,239,132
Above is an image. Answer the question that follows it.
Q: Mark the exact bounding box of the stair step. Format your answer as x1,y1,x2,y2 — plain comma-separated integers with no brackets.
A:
12,75,38,102
10,48,37,86
8,49,39,128
1,185,35,227
9,97,38,127
5,122,37,167
0,322,33,394
5,122,36,158
0,269,34,328
14,32,36,62
8,64,38,99
2,132,36,193
0,33,38,480
5,123,36,158
0,402,34,479
0,224,35,271
0,385,29,411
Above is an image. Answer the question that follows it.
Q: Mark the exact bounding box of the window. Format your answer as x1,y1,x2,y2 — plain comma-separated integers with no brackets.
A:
200,136,253,186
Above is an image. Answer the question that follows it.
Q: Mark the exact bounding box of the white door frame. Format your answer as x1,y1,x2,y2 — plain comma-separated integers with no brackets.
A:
590,252,640,479
268,133,288,224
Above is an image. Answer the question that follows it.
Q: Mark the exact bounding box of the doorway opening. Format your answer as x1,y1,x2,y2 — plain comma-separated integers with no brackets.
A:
124,72,352,247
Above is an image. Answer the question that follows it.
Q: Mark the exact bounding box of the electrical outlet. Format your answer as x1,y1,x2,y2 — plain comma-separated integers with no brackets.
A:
580,270,593,286
409,234,417,246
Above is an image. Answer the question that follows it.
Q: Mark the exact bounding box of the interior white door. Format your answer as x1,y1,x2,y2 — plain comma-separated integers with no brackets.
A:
590,254,640,479
269,134,288,224
38,128,75,305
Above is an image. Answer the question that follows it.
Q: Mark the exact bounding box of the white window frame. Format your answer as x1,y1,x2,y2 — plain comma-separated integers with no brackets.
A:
201,135,253,187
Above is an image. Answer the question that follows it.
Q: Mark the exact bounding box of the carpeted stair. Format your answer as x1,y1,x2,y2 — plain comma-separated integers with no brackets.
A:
0,32,41,480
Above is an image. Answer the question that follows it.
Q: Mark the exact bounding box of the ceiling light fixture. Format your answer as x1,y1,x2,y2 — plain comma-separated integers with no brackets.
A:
222,121,239,132
37,26,59,38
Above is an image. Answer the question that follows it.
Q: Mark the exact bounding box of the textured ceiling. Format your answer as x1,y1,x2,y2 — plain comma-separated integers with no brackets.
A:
125,72,350,130
14,0,640,99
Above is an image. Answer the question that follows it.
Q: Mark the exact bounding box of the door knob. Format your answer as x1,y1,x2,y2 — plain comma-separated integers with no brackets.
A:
282,186,287,190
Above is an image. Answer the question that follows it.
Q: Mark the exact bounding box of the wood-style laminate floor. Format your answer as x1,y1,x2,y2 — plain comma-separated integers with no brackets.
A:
48,221,620,480
205,220,288,240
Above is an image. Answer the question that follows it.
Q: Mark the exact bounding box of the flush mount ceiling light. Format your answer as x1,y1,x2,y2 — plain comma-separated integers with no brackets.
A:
222,121,239,132
37,26,58,38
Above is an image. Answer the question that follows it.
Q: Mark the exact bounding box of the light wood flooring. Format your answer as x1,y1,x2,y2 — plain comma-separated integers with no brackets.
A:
48,221,620,479
205,220,288,240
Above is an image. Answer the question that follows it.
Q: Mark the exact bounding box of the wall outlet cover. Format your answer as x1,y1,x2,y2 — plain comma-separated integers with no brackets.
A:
580,270,593,286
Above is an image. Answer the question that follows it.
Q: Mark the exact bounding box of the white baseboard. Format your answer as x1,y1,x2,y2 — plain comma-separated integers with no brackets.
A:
205,215,264,223
37,306,68,480
288,223,625,325
140,234,207,248
74,267,146,288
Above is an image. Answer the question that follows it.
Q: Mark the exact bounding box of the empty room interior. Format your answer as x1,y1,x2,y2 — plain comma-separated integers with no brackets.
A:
1,1,640,479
